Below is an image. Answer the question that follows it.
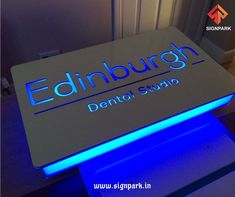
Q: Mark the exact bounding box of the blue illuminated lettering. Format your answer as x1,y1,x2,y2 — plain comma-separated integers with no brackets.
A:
54,72,78,97
26,43,203,107
86,72,110,88
88,103,99,112
171,43,199,59
88,91,135,112
103,61,130,81
128,58,151,73
160,51,186,70
147,55,158,68
138,78,180,95
75,72,87,91
25,78,54,106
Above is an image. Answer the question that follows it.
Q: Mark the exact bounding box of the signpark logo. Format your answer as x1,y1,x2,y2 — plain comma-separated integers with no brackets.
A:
206,4,231,31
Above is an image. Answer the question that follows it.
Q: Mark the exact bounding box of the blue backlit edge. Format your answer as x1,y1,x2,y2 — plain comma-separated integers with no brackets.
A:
42,94,234,176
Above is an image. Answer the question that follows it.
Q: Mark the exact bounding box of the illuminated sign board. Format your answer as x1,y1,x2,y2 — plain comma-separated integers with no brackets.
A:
11,27,235,176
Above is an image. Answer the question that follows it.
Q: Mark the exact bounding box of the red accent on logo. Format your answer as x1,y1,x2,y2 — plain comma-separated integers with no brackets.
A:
208,4,228,25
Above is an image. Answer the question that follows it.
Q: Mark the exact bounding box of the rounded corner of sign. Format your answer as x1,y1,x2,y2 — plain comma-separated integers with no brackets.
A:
10,66,17,74
31,159,43,169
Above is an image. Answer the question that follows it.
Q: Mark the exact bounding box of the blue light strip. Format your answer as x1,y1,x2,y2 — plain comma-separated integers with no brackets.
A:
43,94,234,176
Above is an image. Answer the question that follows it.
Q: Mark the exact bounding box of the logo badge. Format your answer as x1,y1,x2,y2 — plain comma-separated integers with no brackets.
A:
208,4,228,25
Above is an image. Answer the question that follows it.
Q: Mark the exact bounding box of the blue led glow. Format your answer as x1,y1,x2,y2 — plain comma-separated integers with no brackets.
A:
25,78,54,106
171,42,199,59
27,43,205,108
80,113,231,196
42,94,233,176
34,71,171,115
160,51,186,70
54,72,78,97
